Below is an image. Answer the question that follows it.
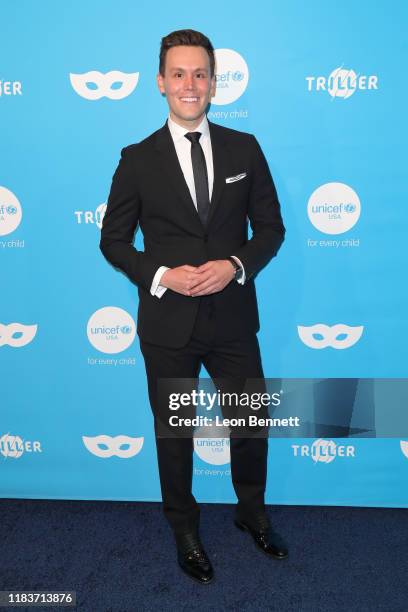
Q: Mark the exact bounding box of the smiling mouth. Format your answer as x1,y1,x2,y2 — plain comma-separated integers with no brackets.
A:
179,97,199,102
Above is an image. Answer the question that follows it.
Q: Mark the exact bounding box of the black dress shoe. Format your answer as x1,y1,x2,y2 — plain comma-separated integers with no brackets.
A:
176,533,214,584
234,518,288,559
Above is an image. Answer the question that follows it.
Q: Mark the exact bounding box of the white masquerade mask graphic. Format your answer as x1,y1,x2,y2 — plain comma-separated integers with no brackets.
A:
0,323,38,347
82,434,144,458
70,71,139,100
297,324,364,349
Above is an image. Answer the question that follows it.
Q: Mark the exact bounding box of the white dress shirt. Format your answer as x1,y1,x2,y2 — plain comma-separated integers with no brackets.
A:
150,114,245,297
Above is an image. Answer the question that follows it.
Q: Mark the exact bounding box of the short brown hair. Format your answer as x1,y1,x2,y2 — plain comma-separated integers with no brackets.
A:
159,29,215,77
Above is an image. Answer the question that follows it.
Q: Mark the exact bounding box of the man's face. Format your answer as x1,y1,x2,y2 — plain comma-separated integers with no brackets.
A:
157,45,215,129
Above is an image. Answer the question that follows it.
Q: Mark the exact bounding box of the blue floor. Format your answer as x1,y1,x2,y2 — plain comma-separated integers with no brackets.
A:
0,499,407,611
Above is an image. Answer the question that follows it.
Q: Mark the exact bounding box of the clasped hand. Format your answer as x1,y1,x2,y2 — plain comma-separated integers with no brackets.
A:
160,260,236,297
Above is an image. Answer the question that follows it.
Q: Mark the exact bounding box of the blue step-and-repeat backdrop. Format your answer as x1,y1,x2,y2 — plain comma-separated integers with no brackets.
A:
1,0,408,507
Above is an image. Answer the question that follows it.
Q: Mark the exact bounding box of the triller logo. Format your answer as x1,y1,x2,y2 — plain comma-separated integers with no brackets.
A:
194,425,230,465
292,439,355,463
75,203,107,229
0,323,38,348
306,66,378,99
212,49,249,105
0,186,22,236
308,182,360,234
83,434,144,458
400,441,408,459
0,80,22,97
0,433,42,458
87,307,136,354
70,71,139,100
297,324,364,350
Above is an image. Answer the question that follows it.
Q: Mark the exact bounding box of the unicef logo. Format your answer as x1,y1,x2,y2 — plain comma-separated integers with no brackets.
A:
194,425,230,465
87,306,136,354
212,49,249,105
0,186,22,236
307,182,361,234
232,71,244,82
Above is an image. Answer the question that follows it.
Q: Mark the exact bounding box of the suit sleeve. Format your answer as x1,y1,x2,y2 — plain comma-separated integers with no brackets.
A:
99,146,160,291
232,135,285,280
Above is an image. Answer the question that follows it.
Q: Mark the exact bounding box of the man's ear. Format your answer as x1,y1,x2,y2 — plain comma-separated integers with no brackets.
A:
157,72,165,95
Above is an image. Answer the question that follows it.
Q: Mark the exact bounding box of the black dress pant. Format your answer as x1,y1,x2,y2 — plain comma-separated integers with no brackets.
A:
139,295,268,536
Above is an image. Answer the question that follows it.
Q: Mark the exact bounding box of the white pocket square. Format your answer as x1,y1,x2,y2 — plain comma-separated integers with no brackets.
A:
225,172,247,184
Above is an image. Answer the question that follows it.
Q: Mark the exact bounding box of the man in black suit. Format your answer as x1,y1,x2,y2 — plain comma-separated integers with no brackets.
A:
100,29,287,584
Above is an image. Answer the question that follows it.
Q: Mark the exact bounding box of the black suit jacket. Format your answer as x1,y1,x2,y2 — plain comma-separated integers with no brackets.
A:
100,120,285,348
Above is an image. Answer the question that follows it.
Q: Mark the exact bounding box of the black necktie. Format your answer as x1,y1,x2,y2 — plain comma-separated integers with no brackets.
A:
184,131,210,226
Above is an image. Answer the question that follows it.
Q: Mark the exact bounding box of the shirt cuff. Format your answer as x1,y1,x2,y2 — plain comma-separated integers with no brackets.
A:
231,256,246,285
150,266,170,298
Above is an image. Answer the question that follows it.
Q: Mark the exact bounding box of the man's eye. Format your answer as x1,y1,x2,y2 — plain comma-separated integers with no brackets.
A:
196,73,206,78
175,73,183,78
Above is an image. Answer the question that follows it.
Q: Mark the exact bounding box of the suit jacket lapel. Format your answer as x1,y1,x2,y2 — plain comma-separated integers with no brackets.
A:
154,122,203,233
154,119,229,232
207,121,227,228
